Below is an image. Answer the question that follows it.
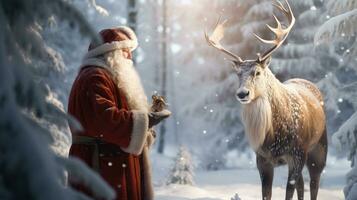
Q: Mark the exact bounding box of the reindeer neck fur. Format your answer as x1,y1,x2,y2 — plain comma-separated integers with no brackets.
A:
241,69,287,151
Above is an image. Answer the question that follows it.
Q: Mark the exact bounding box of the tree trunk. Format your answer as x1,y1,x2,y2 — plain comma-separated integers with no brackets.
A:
157,0,168,154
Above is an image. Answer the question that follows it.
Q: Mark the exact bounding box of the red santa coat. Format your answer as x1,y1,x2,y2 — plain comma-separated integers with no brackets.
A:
68,66,154,200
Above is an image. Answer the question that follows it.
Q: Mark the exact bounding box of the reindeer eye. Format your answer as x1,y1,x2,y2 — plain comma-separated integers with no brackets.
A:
256,71,261,76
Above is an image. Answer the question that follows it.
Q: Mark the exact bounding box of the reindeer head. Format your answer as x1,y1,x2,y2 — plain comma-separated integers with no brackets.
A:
205,0,295,104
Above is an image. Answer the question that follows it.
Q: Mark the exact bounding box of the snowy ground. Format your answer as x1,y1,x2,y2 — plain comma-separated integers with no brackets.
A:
151,152,348,200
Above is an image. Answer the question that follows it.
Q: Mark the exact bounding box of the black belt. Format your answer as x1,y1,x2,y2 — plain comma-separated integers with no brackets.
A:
72,135,102,172
72,135,125,172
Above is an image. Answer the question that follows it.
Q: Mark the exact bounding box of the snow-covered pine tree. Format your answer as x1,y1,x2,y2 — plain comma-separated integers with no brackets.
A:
0,0,115,199
345,163,357,200
315,1,357,199
312,0,357,199
167,146,194,185
333,112,357,200
315,0,357,59
315,0,357,137
333,112,357,166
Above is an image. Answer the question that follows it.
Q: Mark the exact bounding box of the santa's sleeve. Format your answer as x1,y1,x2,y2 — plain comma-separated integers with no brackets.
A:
87,71,148,155
121,110,148,155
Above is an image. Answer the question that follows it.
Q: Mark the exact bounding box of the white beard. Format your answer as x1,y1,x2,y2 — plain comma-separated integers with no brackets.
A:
103,50,149,112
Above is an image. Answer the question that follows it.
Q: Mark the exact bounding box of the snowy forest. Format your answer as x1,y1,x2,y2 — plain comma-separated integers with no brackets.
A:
0,0,356,199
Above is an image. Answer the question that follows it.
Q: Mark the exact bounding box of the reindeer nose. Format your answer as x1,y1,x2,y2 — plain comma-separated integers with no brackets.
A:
237,90,250,99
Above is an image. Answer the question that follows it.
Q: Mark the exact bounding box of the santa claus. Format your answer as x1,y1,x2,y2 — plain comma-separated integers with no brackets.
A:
68,26,170,200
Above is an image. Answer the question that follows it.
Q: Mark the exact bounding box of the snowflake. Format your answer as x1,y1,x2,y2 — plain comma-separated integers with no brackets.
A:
119,18,127,24
157,26,163,33
310,6,317,11
175,70,180,76
197,57,205,65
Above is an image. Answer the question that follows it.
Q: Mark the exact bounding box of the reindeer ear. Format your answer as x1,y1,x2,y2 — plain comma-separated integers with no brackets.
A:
258,56,271,68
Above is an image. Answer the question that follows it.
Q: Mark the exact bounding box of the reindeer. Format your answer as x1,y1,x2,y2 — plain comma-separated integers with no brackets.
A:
205,1,327,200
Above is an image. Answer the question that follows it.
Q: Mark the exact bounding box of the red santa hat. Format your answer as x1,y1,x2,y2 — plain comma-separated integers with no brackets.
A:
84,26,138,59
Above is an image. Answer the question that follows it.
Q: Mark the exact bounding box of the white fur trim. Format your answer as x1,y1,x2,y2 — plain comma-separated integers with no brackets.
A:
80,58,108,69
117,26,138,43
84,40,138,59
121,110,148,155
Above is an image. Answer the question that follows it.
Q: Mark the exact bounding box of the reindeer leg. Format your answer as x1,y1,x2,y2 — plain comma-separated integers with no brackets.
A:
257,154,274,200
307,129,327,200
296,173,304,200
285,152,306,200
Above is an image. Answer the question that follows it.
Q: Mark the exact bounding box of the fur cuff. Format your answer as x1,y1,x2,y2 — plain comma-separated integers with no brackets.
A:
121,110,148,155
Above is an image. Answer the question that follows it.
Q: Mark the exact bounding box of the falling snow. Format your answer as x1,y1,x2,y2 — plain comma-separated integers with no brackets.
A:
2,0,355,199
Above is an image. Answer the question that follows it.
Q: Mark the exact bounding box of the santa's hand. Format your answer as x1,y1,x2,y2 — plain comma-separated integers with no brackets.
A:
148,109,171,128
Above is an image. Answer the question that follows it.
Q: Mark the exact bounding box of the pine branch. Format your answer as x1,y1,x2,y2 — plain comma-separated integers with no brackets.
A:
315,9,357,46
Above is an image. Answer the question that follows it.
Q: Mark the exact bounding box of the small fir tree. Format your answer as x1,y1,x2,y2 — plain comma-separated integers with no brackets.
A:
231,193,242,200
167,146,195,185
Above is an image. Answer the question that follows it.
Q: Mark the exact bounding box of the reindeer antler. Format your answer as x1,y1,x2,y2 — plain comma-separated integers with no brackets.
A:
254,0,295,62
205,16,243,63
